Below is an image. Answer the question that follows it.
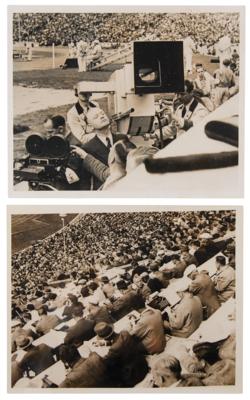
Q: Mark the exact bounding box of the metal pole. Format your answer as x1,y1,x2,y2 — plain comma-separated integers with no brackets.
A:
62,218,66,259
18,14,21,44
52,43,55,69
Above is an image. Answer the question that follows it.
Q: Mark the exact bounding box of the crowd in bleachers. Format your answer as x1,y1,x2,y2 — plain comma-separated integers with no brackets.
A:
11,210,236,388
13,12,240,48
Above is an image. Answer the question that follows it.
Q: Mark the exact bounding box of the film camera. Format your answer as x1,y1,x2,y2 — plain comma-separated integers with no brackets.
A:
76,41,184,136
14,133,82,190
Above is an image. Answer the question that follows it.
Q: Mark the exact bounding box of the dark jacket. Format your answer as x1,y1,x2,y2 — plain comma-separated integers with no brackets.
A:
18,344,55,375
64,318,95,346
105,331,148,387
81,133,127,190
194,240,227,266
59,352,110,388
88,306,114,325
110,289,145,320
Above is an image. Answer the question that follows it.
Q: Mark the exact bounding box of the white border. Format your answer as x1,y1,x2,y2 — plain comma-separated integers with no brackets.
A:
1,1,249,400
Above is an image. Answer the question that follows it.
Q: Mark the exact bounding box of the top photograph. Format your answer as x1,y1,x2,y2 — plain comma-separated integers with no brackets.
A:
10,6,244,197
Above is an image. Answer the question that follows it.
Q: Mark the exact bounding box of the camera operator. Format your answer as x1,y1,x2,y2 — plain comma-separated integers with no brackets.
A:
67,83,101,145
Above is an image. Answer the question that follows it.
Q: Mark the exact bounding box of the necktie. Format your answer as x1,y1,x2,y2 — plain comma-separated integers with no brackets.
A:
106,137,112,150
181,105,187,118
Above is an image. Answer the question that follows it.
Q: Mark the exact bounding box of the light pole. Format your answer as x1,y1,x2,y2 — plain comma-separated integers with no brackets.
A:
59,214,67,260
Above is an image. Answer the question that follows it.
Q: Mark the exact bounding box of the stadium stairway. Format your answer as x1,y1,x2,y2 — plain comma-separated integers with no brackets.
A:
90,43,133,71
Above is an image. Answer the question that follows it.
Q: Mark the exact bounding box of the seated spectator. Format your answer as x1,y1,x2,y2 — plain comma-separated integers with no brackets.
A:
131,308,166,354
101,276,115,300
59,344,110,388
193,64,215,111
35,305,61,335
16,335,54,375
151,355,182,387
94,322,148,387
212,255,235,302
189,271,220,318
109,281,145,320
62,293,84,320
64,305,95,346
164,284,203,338
87,299,114,325
11,320,38,353
213,59,238,108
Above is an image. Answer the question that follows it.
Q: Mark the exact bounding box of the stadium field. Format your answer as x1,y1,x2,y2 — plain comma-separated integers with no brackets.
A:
11,213,77,253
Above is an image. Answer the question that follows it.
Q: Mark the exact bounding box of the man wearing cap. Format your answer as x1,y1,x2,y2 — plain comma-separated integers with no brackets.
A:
16,335,55,375
67,86,100,145
64,305,95,347
212,255,235,303
35,305,61,335
94,322,148,387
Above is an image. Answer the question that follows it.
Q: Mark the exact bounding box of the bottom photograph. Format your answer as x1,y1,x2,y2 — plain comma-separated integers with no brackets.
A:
8,206,241,393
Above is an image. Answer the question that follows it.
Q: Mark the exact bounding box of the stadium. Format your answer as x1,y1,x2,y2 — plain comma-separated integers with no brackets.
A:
10,208,237,390
12,10,241,195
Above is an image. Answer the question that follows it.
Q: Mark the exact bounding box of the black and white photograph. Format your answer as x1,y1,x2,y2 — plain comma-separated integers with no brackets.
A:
8,206,242,392
10,6,244,197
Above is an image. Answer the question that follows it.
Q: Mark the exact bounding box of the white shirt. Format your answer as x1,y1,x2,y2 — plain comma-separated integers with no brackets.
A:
97,131,113,148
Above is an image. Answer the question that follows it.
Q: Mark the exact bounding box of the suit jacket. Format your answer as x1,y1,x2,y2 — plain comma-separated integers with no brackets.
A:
59,353,109,388
18,344,55,375
213,265,235,302
132,309,166,354
36,314,61,335
64,318,95,346
168,294,203,338
81,133,127,190
105,331,148,387
110,289,145,321
189,272,220,317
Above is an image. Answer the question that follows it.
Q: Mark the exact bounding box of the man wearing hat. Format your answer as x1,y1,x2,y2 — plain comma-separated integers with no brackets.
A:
67,84,100,145
94,322,148,387
11,320,38,353
16,334,54,375
58,344,110,388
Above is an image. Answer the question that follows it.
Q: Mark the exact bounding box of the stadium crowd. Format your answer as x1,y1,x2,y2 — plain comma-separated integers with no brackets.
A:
11,210,236,388
13,12,240,49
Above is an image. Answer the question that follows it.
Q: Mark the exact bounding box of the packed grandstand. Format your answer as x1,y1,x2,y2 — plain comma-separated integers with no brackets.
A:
11,210,236,388
13,12,240,47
